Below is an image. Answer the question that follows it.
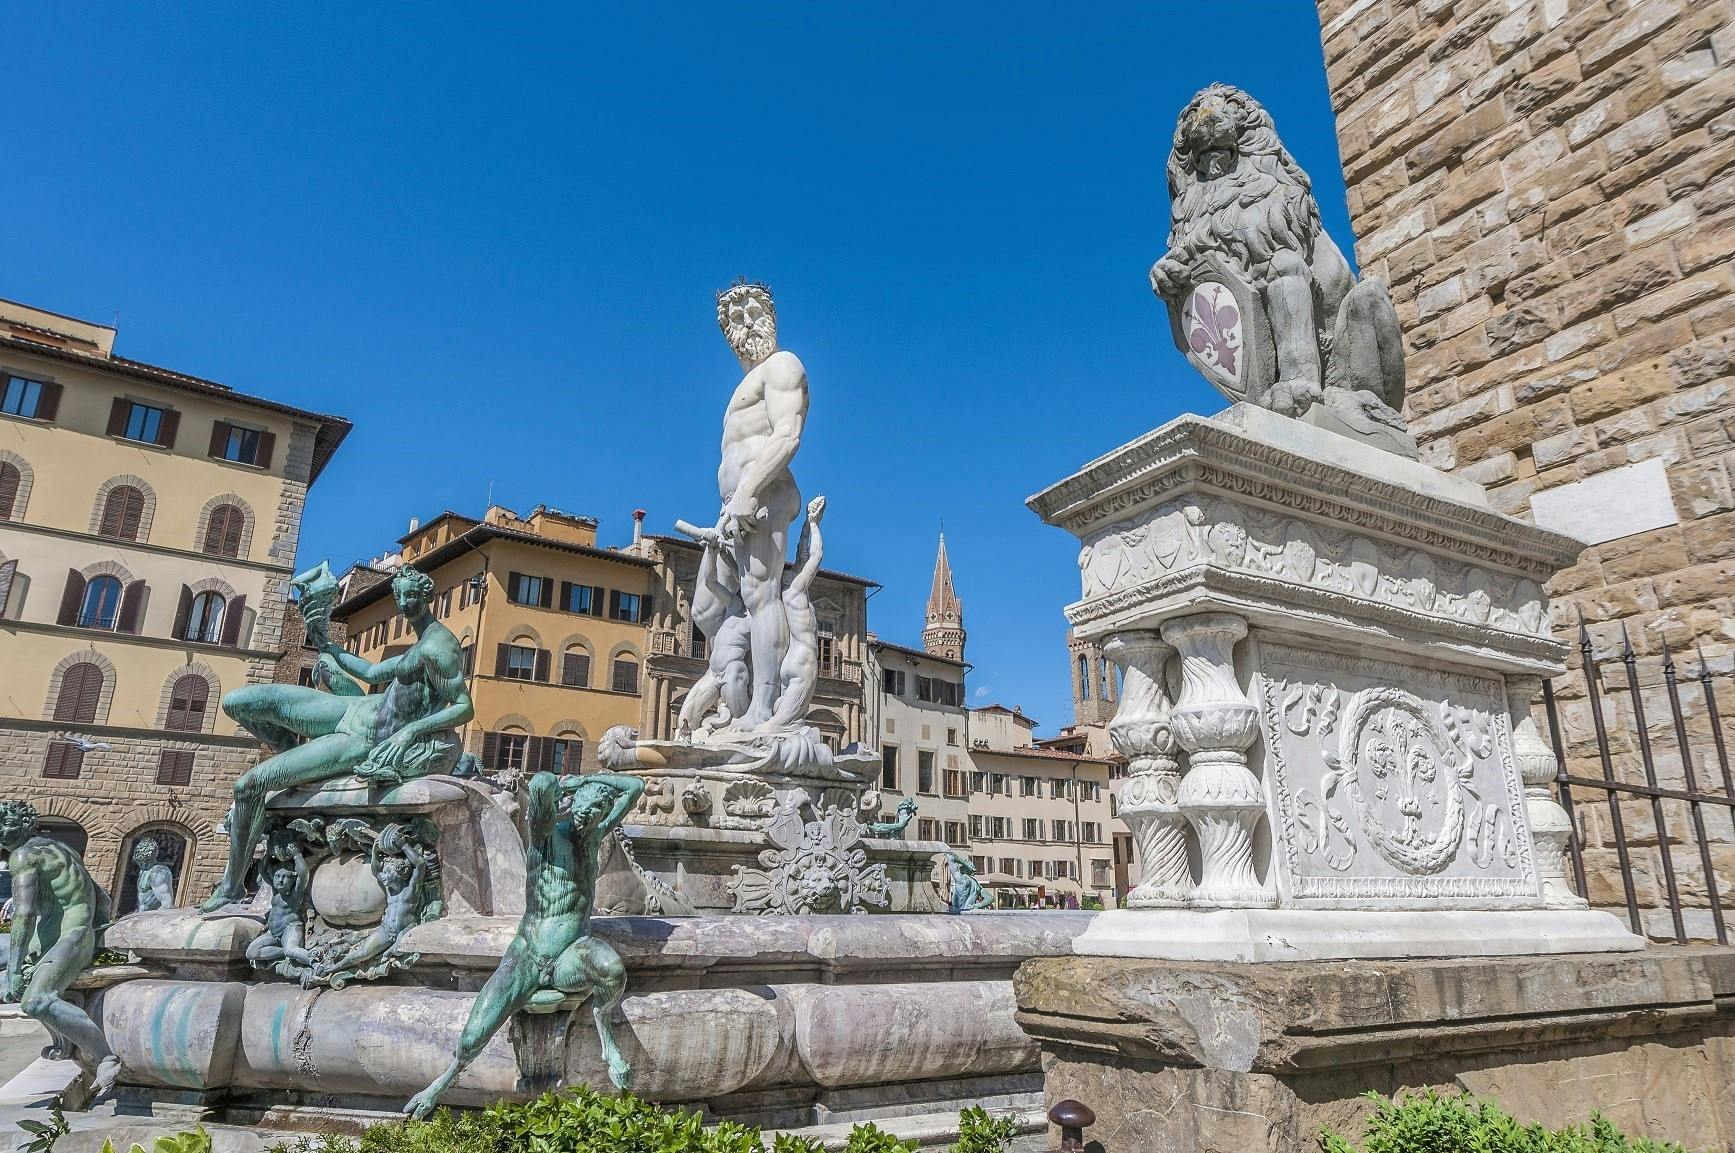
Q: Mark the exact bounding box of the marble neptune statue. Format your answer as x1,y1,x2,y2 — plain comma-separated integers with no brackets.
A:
600,283,875,782
0,801,122,1098
405,771,644,1120
674,280,812,740
201,562,474,910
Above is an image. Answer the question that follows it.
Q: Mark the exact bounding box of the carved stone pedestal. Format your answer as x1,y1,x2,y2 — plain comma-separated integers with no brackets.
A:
587,728,945,915
1028,404,1639,958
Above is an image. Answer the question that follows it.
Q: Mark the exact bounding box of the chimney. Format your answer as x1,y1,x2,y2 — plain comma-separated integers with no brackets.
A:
632,508,646,546
408,516,420,534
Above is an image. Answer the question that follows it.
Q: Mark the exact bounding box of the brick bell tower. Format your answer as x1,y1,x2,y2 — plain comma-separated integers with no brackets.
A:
922,532,966,662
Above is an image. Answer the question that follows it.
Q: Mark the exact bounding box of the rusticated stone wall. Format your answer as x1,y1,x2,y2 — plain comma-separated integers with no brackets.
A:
1316,0,1735,939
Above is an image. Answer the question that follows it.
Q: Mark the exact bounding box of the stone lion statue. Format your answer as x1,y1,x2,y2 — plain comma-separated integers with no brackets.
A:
1150,83,1415,457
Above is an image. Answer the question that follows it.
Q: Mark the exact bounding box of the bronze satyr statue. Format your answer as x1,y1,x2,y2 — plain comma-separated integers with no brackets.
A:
405,771,645,1120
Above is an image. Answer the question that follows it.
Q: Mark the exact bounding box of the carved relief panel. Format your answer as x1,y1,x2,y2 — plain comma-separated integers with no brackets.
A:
1257,642,1539,905
1074,497,1548,641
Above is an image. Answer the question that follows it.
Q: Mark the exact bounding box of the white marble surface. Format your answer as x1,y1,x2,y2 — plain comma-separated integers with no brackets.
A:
1529,457,1679,545
1072,907,1643,961
1218,404,1485,505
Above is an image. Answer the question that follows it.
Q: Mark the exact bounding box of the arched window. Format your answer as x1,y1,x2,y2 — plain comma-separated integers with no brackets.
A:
185,592,226,644
80,576,124,630
53,662,104,724
0,461,19,520
98,485,146,541
202,503,245,558
165,675,210,733
1076,654,1089,700
483,727,532,773
610,654,640,694
45,664,104,779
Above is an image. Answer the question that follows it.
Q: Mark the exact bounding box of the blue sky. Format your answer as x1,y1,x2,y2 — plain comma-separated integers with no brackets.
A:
9,4,1352,734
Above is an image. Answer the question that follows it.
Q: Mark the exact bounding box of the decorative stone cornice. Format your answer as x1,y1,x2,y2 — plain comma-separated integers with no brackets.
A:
1027,409,1583,578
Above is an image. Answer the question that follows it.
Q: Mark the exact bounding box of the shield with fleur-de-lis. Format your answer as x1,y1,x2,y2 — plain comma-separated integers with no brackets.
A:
1164,254,1276,405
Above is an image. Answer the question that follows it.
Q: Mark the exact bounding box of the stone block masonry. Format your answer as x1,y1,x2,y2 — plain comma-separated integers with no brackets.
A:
1015,947,1735,1151
0,725,254,902
1317,0,1735,938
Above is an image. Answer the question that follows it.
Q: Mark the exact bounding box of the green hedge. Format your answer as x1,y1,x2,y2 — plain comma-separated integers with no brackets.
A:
1321,1091,1691,1153
265,1089,1019,1153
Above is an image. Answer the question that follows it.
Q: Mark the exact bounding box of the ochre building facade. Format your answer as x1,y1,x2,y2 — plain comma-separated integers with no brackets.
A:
333,506,656,777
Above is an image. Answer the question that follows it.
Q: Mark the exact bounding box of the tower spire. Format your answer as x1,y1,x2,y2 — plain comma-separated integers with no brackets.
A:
923,532,966,661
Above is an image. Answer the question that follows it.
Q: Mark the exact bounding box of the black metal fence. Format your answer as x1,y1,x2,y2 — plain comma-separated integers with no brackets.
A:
1542,620,1735,945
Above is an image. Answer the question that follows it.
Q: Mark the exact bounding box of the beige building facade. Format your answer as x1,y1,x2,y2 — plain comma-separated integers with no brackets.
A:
0,297,349,907
966,705,1116,908
869,537,1119,908
868,637,973,847
332,505,656,777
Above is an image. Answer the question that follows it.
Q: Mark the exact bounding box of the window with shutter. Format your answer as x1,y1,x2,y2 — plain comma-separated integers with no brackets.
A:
118,402,167,445
58,570,87,626
220,594,247,647
116,581,146,634
0,462,19,519
43,743,83,779
53,662,105,724
494,733,529,772
155,749,194,786
502,645,537,680
1,376,44,419
203,504,245,557
561,650,591,688
0,559,16,619
551,737,584,775
98,486,146,541
165,676,209,733
610,655,639,694
218,425,264,465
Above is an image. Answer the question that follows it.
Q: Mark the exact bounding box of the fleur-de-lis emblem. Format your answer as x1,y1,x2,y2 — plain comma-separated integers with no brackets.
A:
1185,283,1242,379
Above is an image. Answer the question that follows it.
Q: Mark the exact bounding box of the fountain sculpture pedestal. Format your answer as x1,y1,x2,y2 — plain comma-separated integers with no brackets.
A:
1028,405,1641,960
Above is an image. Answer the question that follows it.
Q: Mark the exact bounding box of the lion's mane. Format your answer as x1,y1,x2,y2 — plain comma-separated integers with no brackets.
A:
1165,84,1323,287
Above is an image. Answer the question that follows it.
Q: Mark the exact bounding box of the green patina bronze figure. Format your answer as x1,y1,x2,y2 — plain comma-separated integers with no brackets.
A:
943,851,993,914
0,801,122,1098
201,562,474,911
405,771,644,1120
866,797,917,838
131,835,177,912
